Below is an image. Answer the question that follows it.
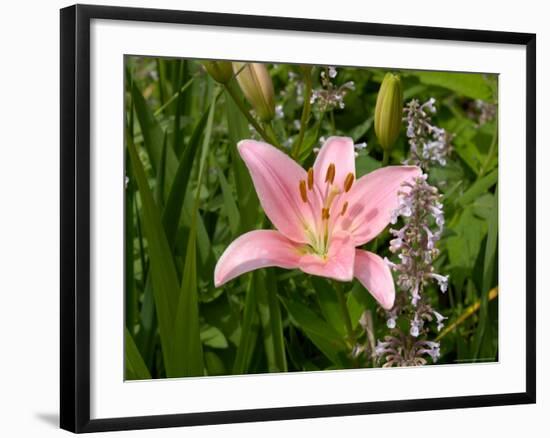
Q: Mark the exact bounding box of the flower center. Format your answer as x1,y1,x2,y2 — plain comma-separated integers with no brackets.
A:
298,162,354,257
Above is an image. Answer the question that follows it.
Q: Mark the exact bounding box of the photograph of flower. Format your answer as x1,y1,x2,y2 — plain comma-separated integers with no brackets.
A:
124,57,498,380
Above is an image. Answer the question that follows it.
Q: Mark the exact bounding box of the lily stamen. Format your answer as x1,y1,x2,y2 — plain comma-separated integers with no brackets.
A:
299,180,308,203
307,168,314,190
325,163,336,184
344,172,354,192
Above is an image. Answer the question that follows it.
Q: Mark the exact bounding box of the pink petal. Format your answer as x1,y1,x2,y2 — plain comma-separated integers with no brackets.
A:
313,137,356,192
336,165,421,245
354,250,395,310
214,230,302,287
238,140,319,243
298,233,355,282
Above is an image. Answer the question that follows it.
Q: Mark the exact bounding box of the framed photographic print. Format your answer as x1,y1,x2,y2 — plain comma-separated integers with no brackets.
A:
60,4,536,433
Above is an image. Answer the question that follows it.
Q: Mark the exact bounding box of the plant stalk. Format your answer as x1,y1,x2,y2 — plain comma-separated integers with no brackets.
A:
292,69,313,159
224,83,279,147
334,281,355,345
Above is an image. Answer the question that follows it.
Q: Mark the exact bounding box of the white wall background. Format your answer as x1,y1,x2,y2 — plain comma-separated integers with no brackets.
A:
0,0,546,436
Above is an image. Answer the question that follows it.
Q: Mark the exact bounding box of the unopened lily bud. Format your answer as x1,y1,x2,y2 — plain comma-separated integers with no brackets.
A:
374,73,403,150
202,61,233,84
232,62,275,122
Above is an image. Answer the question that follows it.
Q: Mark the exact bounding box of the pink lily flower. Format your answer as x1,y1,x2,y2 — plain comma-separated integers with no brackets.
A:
214,137,421,309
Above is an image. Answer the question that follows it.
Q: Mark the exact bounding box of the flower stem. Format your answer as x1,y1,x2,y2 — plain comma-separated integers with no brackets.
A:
292,69,313,159
263,123,281,149
334,281,355,345
224,83,278,147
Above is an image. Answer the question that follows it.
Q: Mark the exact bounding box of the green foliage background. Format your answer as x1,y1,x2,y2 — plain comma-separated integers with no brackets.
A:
124,57,498,379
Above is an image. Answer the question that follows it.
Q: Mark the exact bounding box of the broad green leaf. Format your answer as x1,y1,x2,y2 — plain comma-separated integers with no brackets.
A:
204,351,227,376
447,206,487,271
282,297,348,367
411,71,493,100
346,292,364,330
200,325,229,349
355,154,381,178
125,328,151,380
256,271,287,372
127,126,180,375
458,168,498,207
310,278,345,336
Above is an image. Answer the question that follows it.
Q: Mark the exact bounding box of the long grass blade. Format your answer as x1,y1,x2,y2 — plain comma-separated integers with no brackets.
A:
171,86,218,376
126,123,180,375
232,274,260,374
125,328,152,380
255,271,287,372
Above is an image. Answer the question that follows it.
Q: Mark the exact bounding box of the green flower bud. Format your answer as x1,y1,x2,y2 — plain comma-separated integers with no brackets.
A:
232,62,275,122
374,73,403,150
202,61,233,84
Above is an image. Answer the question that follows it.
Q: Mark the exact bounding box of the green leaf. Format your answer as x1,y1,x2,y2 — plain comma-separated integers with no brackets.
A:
411,71,493,100
282,297,348,367
162,99,213,244
458,168,498,207
255,270,287,372
473,186,498,359
310,277,345,336
172,220,204,376
447,206,487,271
200,325,229,349
346,292,364,330
131,80,177,195
233,274,261,374
204,351,227,376
125,150,137,331
350,116,373,142
225,92,260,233
171,88,218,377
355,154,381,178
155,132,168,207
127,125,180,375
125,327,151,380
216,165,240,236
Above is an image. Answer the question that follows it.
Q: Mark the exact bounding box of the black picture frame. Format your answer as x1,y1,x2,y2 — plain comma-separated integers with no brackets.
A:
60,4,536,433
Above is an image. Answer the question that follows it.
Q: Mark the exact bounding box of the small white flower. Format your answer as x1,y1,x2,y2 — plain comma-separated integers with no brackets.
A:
429,273,449,293
433,310,448,331
275,104,284,119
282,138,293,150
